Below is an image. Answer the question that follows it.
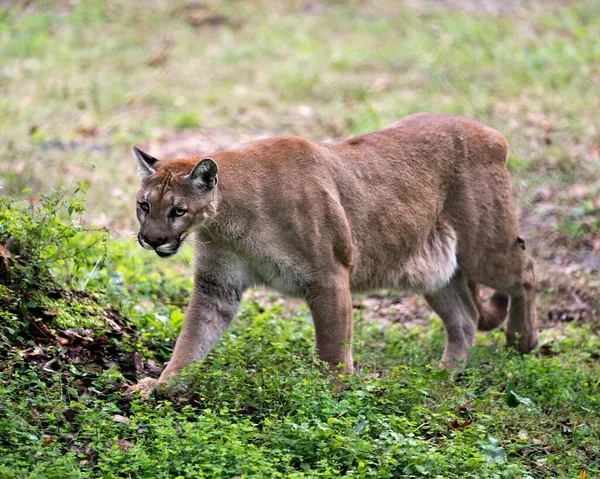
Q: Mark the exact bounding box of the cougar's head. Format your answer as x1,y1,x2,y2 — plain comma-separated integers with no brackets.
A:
132,146,219,258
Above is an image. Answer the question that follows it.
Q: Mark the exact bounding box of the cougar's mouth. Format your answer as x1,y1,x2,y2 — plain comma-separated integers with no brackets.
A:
155,242,179,258
153,232,190,258
138,232,189,258
138,235,181,258
155,249,177,258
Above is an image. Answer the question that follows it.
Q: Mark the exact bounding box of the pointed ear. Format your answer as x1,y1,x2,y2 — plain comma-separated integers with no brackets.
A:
188,158,218,189
132,146,159,178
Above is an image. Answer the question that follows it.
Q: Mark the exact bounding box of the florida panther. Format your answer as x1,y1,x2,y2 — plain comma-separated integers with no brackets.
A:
132,112,538,390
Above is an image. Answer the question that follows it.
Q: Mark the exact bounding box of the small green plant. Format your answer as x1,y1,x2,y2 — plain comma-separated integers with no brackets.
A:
0,183,117,350
0,181,108,289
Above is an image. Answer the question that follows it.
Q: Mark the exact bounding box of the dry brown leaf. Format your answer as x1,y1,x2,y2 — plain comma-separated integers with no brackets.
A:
113,414,132,426
448,418,473,430
115,439,135,451
540,343,561,357
0,244,11,282
564,184,594,201
76,126,98,138
133,352,143,374
147,51,169,67
186,11,230,28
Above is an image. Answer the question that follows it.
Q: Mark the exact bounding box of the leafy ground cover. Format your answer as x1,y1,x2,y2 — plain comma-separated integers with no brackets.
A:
1,0,599,477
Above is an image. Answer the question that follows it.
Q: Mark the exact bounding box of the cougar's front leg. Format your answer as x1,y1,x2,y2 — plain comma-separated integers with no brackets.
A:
157,282,241,383
157,249,245,384
306,266,354,374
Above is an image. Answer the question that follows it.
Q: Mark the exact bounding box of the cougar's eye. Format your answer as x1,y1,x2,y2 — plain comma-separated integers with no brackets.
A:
173,207,187,217
140,201,150,212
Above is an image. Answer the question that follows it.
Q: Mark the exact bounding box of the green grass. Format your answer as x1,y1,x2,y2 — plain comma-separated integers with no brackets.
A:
1,283,599,477
0,176,598,479
1,1,599,477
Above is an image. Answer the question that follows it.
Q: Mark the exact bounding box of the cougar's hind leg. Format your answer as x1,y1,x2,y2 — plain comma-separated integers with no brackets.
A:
504,252,538,352
468,282,509,331
306,265,354,374
424,270,478,369
473,243,538,353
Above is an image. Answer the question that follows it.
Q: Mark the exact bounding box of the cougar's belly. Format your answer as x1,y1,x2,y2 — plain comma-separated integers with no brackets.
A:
244,256,309,298
235,220,458,297
349,221,458,294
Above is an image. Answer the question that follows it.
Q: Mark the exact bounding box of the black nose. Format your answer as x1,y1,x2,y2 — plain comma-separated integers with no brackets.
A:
140,234,168,248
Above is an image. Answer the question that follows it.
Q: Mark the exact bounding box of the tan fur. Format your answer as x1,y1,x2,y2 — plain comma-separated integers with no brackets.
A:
132,112,538,387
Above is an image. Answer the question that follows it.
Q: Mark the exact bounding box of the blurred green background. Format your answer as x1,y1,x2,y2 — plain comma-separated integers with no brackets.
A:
1,0,598,230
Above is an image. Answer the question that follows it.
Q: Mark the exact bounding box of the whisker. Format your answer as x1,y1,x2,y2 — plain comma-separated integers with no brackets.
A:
178,251,191,268
200,223,215,241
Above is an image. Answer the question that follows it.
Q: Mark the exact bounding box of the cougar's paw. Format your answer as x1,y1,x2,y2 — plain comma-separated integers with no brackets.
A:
439,344,470,371
438,356,469,372
506,329,539,353
127,377,159,397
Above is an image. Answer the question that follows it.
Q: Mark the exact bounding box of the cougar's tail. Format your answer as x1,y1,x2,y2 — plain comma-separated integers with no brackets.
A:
469,282,509,331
